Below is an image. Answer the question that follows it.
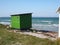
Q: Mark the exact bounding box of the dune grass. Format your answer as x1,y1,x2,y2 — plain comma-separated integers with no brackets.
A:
0,24,59,45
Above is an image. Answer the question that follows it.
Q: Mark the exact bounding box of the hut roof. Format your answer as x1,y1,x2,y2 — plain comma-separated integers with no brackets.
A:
57,7,60,13
11,13,32,16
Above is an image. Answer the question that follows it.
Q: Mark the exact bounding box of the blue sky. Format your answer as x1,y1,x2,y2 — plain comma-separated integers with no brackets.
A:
0,0,59,17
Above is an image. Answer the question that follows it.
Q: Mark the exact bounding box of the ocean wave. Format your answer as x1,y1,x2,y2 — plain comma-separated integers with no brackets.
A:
0,22,10,25
32,24,58,32
52,24,59,27
41,21,52,22
32,23,59,27
33,20,52,22
0,20,11,22
32,20,53,25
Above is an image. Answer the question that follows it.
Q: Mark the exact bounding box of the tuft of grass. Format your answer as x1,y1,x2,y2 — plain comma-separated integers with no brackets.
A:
0,24,7,29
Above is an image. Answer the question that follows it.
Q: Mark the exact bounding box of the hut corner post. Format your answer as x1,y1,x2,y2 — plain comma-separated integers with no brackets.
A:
59,14,60,37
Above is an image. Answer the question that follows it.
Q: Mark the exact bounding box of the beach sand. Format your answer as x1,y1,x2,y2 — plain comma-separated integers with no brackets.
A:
7,29,58,40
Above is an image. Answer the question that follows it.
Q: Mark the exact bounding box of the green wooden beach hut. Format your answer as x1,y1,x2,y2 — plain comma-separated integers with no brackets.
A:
11,13,32,30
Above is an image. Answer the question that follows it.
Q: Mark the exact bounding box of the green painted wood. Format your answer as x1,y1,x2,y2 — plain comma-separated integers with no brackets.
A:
11,16,20,29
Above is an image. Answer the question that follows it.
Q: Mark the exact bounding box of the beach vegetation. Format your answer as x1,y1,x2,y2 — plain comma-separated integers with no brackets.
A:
0,24,59,45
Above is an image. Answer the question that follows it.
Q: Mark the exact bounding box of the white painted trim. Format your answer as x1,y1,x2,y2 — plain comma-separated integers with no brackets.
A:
59,14,60,37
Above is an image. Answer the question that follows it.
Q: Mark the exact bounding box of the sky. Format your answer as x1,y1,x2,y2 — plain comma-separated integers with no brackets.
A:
0,0,60,17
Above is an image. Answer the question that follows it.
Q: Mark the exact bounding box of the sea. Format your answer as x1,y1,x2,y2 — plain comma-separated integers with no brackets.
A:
0,17,59,32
